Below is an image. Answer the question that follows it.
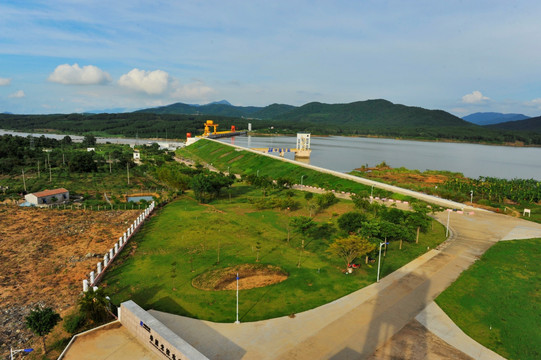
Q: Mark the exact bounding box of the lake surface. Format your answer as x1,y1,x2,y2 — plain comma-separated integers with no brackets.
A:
127,196,154,202
0,129,184,148
220,135,541,180
2,129,539,180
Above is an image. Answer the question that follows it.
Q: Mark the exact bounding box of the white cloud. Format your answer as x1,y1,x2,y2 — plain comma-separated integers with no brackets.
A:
531,98,541,105
0,77,11,86
118,69,169,95
462,90,490,104
9,90,25,98
48,63,111,85
170,80,215,101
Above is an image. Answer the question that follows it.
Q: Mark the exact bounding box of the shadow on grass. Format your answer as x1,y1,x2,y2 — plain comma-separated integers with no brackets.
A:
239,285,278,322
149,296,193,318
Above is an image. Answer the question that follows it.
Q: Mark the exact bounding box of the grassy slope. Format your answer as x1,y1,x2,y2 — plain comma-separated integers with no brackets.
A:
177,139,414,200
436,238,541,360
103,186,445,322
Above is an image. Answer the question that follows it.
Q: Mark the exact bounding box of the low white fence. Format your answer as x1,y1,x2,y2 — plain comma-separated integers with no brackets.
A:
82,201,155,291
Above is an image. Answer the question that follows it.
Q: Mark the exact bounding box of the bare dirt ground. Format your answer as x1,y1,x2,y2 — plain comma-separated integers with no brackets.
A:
0,206,140,353
192,264,288,291
368,320,474,360
355,166,449,189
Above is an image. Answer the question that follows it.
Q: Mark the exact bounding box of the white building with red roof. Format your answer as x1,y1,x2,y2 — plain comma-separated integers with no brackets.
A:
25,188,69,206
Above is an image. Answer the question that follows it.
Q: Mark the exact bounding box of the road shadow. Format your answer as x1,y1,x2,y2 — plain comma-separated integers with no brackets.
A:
353,271,430,359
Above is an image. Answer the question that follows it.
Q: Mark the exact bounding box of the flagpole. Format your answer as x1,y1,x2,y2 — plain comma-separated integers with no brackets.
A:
235,272,240,324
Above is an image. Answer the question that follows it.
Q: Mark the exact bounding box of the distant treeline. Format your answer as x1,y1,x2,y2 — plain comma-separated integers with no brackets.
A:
0,134,132,175
1,110,540,145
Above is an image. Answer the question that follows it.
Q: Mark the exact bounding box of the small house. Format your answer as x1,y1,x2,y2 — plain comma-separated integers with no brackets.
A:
25,188,69,206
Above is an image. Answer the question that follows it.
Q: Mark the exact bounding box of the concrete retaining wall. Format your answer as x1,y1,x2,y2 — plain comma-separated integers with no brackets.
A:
119,300,208,360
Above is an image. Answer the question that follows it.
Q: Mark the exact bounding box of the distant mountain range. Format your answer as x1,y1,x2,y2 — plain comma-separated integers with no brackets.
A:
136,100,295,119
1,99,540,144
137,99,470,127
134,100,541,135
462,112,530,126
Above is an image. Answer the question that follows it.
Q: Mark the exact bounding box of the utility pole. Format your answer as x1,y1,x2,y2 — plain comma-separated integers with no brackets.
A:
109,154,112,173
49,163,52,182
22,169,27,192
37,161,40,178
127,162,130,185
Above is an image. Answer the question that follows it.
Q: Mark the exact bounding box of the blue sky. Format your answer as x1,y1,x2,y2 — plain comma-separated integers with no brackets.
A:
1,0,541,117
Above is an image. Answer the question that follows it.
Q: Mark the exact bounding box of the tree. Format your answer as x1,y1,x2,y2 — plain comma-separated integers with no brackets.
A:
69,151,98,172
190,172,234,203
351,192,371,210
289,216,317,238
61,135,73,145
82,134,97,146
304,192,316,216
78,288,112,323
25,306,62,354
315,192,338,211
327,235,376,270
337,211,367,234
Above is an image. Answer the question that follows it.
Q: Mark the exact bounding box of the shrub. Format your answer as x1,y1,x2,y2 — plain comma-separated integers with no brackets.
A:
63,312,86,334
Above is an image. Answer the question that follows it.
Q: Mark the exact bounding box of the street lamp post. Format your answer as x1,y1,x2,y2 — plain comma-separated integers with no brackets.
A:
446,210,450,237
377,242,389,283
301,175,305,186
11,348,33,360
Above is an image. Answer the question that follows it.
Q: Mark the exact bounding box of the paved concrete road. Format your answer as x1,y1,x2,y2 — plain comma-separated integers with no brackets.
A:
62,322,159,360
150,209,541,360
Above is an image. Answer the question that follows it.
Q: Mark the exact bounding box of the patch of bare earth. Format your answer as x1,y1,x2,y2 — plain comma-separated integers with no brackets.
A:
192,264,288,291
0,206,140,350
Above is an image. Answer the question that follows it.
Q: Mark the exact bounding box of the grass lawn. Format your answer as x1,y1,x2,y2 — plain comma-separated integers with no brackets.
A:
436,238,541,360
177,139,401,198
103,184,446,322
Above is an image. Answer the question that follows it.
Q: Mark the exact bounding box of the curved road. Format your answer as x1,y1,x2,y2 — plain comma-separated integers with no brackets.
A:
149,141,541,359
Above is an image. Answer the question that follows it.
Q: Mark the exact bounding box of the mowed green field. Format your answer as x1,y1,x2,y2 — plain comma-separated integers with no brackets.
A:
436,238,541,360
104,184,446,322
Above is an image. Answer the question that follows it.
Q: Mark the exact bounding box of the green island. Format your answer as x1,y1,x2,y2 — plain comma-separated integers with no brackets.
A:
436,238,541,360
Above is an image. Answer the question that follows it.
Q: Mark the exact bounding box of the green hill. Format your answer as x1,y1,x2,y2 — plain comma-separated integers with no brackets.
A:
2,99,541,145
136,102,262,118
272,99,473,128
487,116,541,133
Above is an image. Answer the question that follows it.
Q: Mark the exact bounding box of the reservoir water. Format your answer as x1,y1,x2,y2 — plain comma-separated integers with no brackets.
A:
219,136,541,180
2,129,539,180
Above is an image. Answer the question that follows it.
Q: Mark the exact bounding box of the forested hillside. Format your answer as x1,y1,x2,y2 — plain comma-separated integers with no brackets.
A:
486,116,541,133
1,99,541,145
